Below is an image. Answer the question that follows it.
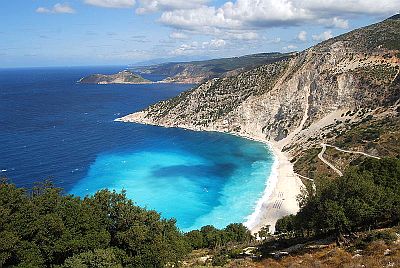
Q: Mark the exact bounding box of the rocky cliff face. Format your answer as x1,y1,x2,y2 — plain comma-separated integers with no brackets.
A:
119,16,400,158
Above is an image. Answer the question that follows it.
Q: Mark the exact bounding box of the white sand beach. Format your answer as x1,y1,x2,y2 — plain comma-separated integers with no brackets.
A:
221,131,304,235
245,142,303,235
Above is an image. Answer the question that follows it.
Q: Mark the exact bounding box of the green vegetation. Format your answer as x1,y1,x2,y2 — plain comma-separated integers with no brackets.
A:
0,180,254,267
254,157,400,267
0,181,189,267
185,224,253,250
80,71,151,84
294,114,400,180
276,158,400,244
1,157,400,267
134,52,293,80
334,116,400,158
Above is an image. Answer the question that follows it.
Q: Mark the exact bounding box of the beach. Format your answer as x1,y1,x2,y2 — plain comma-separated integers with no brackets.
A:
244,142,303,234
116,114,304,235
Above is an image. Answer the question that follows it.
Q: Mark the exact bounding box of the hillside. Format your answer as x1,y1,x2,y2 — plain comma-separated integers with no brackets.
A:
79,70,151,84
133,52,293,84
118,16,400,178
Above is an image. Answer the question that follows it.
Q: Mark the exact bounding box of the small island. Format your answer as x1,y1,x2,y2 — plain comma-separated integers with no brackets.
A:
78,70,152,84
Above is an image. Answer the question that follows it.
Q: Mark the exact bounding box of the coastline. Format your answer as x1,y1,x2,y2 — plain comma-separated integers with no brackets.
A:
245,143,303,234
115,116,304,234
210,132,303,234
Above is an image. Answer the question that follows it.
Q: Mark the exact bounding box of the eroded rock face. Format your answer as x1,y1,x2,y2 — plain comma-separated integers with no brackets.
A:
119,17,400,156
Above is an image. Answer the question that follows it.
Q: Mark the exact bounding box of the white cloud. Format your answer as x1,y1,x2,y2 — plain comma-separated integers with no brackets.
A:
160,6,242,30
158,0,399,36
169,31,188,39
266,37,281,44
297,30,307,42
171,42,199,55
159,1,311,31
84,0,136,8
298,0,399,15
170,39,226,55
53,3,76,13
36,7,51,13
205,39,226,49
312,30,333,41
136,0,209,14
36,3,75,14
318,17,349,29
282,44,298,51
225,31,259,40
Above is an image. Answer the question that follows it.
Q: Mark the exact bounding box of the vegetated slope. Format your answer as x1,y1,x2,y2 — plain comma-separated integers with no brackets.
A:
79,70,151,84
119,15,400,171
133,52,293,83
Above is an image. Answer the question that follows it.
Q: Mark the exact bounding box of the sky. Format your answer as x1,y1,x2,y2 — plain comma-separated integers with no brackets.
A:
1,0,399,67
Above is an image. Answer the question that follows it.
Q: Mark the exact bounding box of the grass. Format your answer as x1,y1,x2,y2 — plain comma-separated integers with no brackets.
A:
182,228,400,267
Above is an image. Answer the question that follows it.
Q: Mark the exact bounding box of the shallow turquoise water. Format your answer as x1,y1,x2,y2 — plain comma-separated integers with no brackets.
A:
70,130,274,231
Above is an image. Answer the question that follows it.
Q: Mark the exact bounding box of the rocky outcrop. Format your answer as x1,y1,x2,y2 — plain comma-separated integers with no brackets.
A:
79,70,151,84
118,16,400,158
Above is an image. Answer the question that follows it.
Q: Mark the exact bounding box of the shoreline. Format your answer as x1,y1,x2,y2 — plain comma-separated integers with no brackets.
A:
209,131,303,234
115,117,304,234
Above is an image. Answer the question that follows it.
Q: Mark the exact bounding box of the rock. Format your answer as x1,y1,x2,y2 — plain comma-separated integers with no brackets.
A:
384,249,391,256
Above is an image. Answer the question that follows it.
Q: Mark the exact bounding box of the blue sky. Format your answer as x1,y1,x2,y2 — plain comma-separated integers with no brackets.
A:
1,0,399,67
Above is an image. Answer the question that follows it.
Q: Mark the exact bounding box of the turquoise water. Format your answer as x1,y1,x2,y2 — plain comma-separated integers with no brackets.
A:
0,67,274,231
70,132,274,231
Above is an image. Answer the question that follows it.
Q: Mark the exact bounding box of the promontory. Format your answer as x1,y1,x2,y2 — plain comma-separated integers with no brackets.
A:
79,70,151,84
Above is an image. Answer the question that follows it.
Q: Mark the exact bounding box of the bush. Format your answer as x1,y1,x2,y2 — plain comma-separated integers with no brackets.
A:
185,223,253,250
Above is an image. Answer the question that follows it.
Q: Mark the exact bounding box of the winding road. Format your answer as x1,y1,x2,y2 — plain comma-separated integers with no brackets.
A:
317,143,381,176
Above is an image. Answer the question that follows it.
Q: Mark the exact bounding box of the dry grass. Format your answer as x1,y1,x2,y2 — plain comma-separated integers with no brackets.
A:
245,240,400,268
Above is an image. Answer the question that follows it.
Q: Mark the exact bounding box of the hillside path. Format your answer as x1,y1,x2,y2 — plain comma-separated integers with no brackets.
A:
323,143,381,159
318,144,343,176
317,143,381,177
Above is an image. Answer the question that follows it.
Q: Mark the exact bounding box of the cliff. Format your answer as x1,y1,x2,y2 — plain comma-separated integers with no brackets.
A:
118,16,400,162
79,70,151,84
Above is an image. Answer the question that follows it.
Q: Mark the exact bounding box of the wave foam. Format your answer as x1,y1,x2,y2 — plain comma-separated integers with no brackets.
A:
243,144,279,230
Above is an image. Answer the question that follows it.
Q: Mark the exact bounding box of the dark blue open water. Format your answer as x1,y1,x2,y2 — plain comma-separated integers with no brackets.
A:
0,67,274,231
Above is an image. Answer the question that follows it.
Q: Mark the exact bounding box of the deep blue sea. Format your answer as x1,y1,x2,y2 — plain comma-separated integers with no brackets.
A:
0,66,274,231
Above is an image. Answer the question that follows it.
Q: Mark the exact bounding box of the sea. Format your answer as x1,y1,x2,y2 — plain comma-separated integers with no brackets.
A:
0,66,275,231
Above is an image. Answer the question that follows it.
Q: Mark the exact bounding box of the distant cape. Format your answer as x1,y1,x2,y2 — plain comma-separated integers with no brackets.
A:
79,70,152,84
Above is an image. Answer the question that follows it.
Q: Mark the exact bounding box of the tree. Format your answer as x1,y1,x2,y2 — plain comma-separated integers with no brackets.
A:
277,158,400,242
0,180,190,267
185,230,205,249
257,225,270,240
224,223,252,244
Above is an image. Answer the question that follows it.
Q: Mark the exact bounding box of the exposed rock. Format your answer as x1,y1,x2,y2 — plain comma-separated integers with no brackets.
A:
118,16,400,158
